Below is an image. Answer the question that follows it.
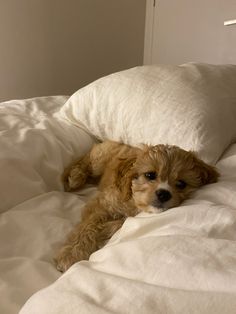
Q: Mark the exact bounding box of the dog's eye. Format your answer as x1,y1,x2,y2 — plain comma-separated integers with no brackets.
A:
176,180,187,189
144,172,157,180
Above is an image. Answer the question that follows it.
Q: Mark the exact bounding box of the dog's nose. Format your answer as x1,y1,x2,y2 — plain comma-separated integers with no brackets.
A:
156,189,172,203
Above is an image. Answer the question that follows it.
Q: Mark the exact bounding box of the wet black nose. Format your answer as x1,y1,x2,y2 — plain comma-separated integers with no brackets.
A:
156,189,172,203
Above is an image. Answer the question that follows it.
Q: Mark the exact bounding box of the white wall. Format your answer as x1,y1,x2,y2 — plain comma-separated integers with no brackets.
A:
144,0,236,65
0,0,146,101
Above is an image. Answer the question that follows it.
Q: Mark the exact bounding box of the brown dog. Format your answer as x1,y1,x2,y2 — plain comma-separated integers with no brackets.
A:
55,141,219,272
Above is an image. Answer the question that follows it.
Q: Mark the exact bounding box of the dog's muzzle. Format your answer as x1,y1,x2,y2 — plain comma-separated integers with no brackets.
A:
153,189,172,209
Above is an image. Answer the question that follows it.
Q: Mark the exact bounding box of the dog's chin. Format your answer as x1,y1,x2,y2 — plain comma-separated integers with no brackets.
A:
141,203,170,214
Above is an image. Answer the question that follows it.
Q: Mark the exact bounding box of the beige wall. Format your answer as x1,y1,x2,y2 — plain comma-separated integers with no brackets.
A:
0,0,146,101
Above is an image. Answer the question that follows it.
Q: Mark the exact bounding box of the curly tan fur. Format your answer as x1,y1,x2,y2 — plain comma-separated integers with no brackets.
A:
55,141,219,272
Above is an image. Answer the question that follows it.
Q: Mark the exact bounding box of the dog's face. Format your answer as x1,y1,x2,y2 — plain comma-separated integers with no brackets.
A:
131,145,219,213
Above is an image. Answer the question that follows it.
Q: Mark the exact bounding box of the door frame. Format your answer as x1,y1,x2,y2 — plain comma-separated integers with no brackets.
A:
143,0,156,65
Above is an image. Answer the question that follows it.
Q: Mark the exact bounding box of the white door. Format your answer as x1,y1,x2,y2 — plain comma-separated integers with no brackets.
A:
144,0,236,65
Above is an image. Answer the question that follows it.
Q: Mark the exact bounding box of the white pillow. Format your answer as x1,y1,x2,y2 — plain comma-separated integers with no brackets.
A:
60,63,236,164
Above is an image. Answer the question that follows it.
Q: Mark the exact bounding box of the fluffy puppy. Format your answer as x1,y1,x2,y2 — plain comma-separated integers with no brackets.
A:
55,141,219,272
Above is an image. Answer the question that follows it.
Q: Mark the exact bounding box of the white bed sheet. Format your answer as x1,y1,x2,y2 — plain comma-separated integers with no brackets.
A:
0,96,96,314
1,96,236,314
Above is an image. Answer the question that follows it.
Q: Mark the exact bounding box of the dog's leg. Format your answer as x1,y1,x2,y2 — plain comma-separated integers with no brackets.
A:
63,152,91,191
55,216,125,272
63,141,130,191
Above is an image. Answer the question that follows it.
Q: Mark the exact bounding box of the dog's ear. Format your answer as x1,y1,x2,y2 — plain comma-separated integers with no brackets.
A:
115,156,138,201
192,153,219,185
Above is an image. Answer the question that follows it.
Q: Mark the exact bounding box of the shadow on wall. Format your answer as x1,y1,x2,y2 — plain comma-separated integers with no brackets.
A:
0,0,146,101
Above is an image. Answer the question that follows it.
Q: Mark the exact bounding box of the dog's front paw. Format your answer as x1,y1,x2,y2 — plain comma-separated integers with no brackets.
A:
54,246,78,272
54,242,91,272
63,164,88,192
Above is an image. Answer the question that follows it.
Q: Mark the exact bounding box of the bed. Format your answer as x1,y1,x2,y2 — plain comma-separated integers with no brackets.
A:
1,63,236,314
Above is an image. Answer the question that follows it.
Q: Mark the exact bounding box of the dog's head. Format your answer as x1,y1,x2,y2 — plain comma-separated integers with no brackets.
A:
121,144,219,213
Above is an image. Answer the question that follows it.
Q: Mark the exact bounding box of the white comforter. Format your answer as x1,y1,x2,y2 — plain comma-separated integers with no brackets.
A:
0,97,236,314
